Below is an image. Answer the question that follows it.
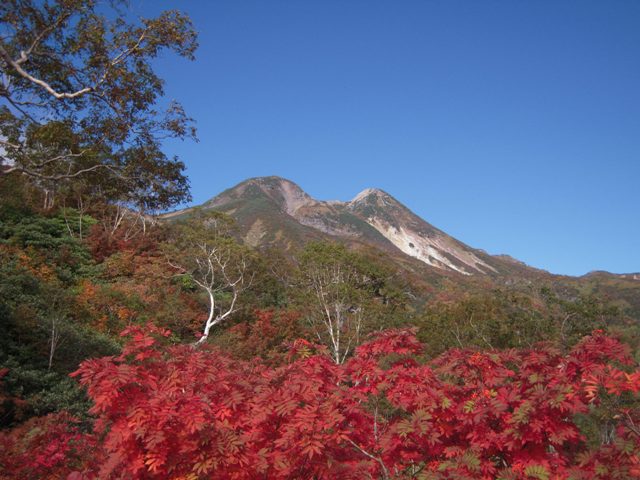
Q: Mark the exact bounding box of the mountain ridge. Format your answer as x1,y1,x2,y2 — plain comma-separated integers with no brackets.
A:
164,176,542,278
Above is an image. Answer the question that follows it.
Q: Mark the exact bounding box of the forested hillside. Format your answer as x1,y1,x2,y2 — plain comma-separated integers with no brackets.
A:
3,145,640,480
1,1,639,479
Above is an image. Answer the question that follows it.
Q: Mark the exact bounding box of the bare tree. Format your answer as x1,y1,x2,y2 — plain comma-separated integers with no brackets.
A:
299,243,371,364
45,292,69,370
48,312,63,370
165,210,253,345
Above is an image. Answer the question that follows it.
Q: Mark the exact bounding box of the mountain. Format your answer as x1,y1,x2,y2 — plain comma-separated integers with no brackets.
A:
163,176,543,279
161,176,640,316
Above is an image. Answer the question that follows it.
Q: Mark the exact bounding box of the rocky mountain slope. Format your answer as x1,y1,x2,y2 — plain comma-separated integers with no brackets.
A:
164,176,544,278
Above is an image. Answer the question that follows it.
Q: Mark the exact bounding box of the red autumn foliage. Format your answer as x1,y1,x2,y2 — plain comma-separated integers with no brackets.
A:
86,219,164,263
0,411,95,479
223,309,307,362
3,327,639,479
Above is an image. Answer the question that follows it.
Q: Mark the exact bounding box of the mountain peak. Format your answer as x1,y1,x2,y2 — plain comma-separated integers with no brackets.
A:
243,176,305,193
196,176,499,276
207,176,315,216
246,175,296,185
351,187,391,203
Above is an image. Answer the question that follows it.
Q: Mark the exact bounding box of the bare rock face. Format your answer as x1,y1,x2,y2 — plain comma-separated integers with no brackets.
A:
347,188,496,275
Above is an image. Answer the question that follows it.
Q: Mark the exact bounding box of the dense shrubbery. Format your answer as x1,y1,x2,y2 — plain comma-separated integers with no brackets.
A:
418,288,628,357
2,326,638,479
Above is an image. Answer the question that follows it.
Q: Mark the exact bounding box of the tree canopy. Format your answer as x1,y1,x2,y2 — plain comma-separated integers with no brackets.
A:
0,0,197,211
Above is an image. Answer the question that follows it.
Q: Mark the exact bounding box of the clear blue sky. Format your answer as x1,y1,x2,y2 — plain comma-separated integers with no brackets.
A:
141,1,639,276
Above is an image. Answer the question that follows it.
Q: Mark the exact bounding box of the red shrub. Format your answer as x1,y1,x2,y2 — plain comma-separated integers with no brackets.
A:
9,327,638,479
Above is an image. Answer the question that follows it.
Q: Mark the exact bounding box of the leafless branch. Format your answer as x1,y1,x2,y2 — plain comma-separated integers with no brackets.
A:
0,24,148,101
345,438,390,480
3,162,120,181
0,42,93,99
14,12,70,65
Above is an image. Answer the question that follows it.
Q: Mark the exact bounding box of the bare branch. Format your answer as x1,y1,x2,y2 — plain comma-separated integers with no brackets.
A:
0,138,20,150
14,12,71,65
2,93,41,123
0,23,148,101
4,162,120,181
1,42,94,99
345,439,390,480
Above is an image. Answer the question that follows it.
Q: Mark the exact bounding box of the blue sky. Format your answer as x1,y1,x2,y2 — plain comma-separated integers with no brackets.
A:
141,1,639,276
